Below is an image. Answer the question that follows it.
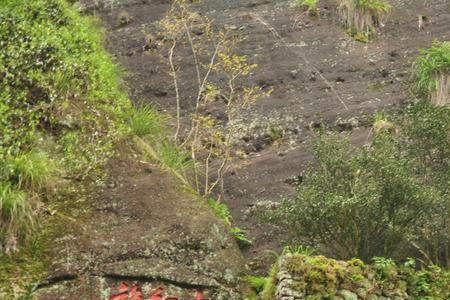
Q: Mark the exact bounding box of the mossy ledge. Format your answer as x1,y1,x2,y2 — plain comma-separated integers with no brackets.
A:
271,254,450,300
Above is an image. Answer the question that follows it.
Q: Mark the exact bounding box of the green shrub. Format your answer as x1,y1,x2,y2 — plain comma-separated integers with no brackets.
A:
266,100,450,266
267,131,437,261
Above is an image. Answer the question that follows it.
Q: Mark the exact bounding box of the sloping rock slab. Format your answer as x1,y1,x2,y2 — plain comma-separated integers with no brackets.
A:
35,153,244,299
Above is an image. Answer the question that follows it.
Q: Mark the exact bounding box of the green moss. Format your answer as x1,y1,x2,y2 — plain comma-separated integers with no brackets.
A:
345,27,370,43
278,254,450,299
348,258,365,268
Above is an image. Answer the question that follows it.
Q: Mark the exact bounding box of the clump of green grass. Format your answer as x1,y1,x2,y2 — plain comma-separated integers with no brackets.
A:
338,0,391,41
415,41,450,105
4,151,55,191
159,142,192,172
0,150,54,245
0,184,28,236
129,104,167,138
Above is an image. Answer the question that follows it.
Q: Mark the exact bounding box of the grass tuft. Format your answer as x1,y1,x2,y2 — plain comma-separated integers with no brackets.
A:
415,41,450,105
129,104,167,138
0,183,29,236
4,151,55,191
338,0,391,41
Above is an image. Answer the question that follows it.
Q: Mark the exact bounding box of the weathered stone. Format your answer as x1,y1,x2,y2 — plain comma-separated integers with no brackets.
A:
338,289,358,300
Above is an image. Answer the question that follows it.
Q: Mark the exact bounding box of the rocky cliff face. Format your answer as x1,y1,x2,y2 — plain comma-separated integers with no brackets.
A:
35,152,244,299
75,0,450,260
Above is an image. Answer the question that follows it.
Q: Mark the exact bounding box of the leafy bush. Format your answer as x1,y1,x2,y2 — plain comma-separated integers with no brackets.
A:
268,130,437,261
266,100,450,266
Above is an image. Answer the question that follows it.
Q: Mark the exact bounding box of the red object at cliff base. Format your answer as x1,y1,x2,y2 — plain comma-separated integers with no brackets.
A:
108,282,144,300
130,285,144,300
195,290,207,300
109,282,207,299
149,286,164,300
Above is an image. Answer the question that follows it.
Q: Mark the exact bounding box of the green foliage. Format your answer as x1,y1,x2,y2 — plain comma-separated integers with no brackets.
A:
3,151,55,190
297,0,318,12
0,0,130,157
207,197,252,245
0,0,131,248
269,131,435,261
0,184,29,236
357,0,391,12
129,104,166,138
267,99,450,266
373,256,397,281
245,275,268,293
269,127,283,143
415,41,450,97
276,253,450,299
406,265,450,299
207,198,232,225
338,0,391,41
158,142,192,172
230,227,252,245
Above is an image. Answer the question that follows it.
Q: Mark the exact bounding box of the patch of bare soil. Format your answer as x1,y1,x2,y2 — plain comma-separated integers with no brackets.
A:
78,0,449,269
35,146,244,299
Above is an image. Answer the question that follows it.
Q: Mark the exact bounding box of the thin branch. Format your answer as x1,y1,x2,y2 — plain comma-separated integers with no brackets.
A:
169,40,182,140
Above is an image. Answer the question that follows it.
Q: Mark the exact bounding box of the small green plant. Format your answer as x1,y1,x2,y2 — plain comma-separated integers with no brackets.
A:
245,275,268,293
297,0,319,16
338,0,391,41
207,197,252,245
0,184,28,238
207,197,232,225
373,256,396,281
269,127,283,144
230,227,252,245
129,104,166,138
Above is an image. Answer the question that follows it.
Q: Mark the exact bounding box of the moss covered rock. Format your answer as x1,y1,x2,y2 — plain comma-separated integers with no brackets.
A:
273,254,450,300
